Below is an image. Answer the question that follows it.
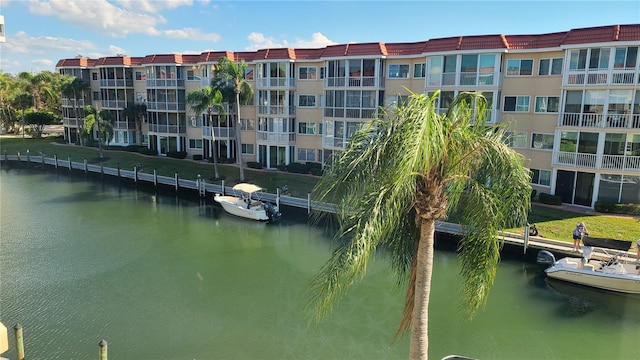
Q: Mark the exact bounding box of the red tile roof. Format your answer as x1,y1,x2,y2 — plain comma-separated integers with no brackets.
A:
56,24,640,68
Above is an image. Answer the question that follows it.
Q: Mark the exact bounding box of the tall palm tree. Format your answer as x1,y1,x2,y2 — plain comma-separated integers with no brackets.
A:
212,57,253,182
84,106,113,159
307,92,532,360
18,71,55,111
186,87,225,180
62,77,90,145
13,92,33,138
123,102,147,146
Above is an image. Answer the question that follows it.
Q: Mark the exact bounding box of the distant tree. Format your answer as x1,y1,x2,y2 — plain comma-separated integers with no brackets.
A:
211,57,253,181
186,86,226,179
18,71,55,111
84,106,114,159
12,92,34,138
24,111,57,138
122,102,147,146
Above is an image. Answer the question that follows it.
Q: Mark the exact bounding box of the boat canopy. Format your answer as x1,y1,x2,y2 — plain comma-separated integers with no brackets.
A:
583,236,632,252
232,183,264,194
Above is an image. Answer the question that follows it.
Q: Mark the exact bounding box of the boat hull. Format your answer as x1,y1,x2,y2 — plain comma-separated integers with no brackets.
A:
545,258,640,294
214,195,270,221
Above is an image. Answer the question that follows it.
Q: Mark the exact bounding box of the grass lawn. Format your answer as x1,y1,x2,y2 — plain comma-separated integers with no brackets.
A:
2,136,638,248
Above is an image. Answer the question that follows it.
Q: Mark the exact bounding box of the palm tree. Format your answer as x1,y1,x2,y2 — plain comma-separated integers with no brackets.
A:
84,106,114,159
62,77,90,145
13,92,33,138
18,71,55,111
212,57,253,182
307,92,532,360
186,87,225,180
122,102,147,146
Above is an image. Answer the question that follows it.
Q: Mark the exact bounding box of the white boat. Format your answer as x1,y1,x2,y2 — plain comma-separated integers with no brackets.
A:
214,183,281,222
537,237,640,294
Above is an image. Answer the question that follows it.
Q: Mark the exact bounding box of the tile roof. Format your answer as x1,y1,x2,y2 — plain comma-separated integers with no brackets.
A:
56,24,640,67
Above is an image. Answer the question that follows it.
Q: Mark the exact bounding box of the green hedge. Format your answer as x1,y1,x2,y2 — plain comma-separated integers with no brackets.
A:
538,192,562,205
247,161,262,169
594,202,640,215
166,151,187,159
139,148,157,156
286,162,310,174
193,154,203,161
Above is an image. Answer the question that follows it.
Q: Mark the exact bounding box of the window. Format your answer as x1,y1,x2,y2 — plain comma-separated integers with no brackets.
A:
569,49,588,70
244,68,254,80
614,47,638,69
240,118,255,131
531,133,554,150
538,58,563,75
589,48,610,69
297,148,316,161
506,59,533,76
388,64,409,78
299,66,317,80
504,132,526,148
189,139,203,149
534,96,559,113
298,122,316,135
135,71,144,80
186,70,200,81
530,169,551,186
241,143,254,155
503,96,530,112
92,72,98,80
298,95,316,107
93,91,100,100
413,63,426,78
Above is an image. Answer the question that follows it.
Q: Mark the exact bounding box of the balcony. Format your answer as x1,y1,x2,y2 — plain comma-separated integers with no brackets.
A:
257,105,296,116
100,79,134,87
62,118,84,127
325,77,383,88
146,102,186,111
324,107,376,119
559,113,640,129
203,126,235,140
148,124,185,134
565,68,640,86
62,99,86,107
553,151,640,171
256,78,295,88
112,121,135,130
257,131,296,143
101,100,129,109
322,136,347,149
145,79,185,87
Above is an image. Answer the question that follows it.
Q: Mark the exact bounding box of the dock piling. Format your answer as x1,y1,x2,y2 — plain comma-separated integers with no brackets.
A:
14,324,24,360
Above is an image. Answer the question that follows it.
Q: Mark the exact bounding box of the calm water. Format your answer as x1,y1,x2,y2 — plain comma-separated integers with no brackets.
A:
1,167,638,360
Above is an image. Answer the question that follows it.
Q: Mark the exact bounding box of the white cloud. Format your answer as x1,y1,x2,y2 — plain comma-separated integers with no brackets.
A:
115,0,194,13
3,31,97,55
32,58,54,67
163,28,220,42
245,32,336,51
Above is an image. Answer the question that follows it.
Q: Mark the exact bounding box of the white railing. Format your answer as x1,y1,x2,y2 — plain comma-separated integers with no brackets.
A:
256,78,296,88
257,105,296,115
257,131,295,143
145,79,185,87
554,151,640,171
100,79,134,87
559,113,640,129
202,126,235,139
566,68,640,86
148,124,185,134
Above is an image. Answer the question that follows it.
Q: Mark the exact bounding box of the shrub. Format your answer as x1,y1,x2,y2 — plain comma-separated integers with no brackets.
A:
594,202,640,215
123,145,140,152
193,154,203,161
538,192,562,205
286,162,310,174
247,161,262,169
166,151,188,159
217,157,236,164
306,162,322,170
138,148,157,156
310,167,323,176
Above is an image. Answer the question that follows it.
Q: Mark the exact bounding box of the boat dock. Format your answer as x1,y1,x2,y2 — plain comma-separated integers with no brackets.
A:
2,153,637,262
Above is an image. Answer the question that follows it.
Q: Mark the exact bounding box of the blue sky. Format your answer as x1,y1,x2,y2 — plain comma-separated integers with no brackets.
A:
1,0,639,75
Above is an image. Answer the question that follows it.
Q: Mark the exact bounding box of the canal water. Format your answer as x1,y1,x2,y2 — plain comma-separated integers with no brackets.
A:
1,167,638,360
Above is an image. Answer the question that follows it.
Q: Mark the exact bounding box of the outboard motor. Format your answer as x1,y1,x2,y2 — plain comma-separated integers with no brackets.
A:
263,202,281,222
536,250,556,266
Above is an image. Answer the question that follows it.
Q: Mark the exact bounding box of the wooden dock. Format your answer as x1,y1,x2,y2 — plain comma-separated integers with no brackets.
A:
2,153,637,262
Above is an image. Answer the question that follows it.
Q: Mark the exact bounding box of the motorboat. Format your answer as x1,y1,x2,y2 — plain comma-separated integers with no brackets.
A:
537,236,640,294
214,183,281,222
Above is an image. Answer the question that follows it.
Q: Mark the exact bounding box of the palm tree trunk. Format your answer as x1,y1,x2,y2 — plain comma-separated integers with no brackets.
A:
409,219,435,360
210,113,220,179
235,90,245,181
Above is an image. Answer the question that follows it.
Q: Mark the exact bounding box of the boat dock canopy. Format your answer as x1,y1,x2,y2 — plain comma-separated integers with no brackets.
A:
232,183,264,194
583,236,632,252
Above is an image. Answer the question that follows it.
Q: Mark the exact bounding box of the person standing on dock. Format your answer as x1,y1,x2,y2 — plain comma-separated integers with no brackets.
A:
572,222,588,252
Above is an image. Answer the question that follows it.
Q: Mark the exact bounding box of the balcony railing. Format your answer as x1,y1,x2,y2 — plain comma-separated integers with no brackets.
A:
559,113,640,129
565,68,640,86
324,107,376,119
325,77,383,88
257,131,296,143
145,79,185,87
322,136,347,149
257,105,296,116
256,78,296,88
553,151,640,171
146,102,186,111
203,126,235,140
112,121,135,130
100,79,134,87
101,100,129,109
62,118,84,127
62,99,87,107
147,124,185,134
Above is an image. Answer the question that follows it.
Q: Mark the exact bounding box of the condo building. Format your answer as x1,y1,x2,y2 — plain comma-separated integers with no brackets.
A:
56,24,640,209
